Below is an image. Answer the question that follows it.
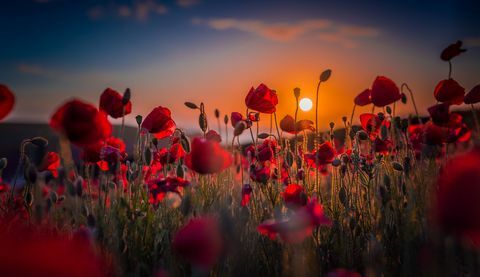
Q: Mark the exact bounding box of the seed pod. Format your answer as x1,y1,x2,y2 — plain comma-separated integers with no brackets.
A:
214,109,220,118
199,113,208,132
122,88,131,105
320,69,332,82
180,134,190,153
184,102,199,109
176,163,185,178
135,115,143,126
332,159,341,167
293,87,301,98
342,116,347,123
257,133,270,139
144,148,152,165
224,114,229,125
401,93,407,104
392,162,403,171
234,121,247,137
0,158,7,170
329,122,335,129
381,125,388,140
30,137,49,147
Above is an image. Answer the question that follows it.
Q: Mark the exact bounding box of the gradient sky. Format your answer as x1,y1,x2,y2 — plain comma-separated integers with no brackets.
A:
1,0,480,131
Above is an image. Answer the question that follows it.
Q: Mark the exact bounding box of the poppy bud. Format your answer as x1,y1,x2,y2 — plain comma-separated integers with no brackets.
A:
329,122,335,129
320,69,332,82
296,156,303,168
30,137,49,147
184,102,198,109
0,157,7,170
181,134,191,153
342,116,347,123
386,106,392,115
122,88,131,105
401,93,407,104
224,114,229,125
135,115,143,126
234,121,247,137
296,169,305,180
176,163,185,178
257,133,269,139
293,87,301,99
199,113,208,132
401,119,409,132
392,162,404,171
214,109,220,119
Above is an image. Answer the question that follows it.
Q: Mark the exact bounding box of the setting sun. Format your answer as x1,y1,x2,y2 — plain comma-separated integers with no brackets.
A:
299,97,313,111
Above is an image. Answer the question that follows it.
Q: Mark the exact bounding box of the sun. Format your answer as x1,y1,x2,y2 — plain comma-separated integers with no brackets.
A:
299,97,313,111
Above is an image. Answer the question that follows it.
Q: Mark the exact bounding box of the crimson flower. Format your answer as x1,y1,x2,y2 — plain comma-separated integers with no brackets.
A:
245,83,278,114
360,113,390,140
354,88,372,106
279,115,314,134
434,79,465,105
241,183,253,207
370,76,401,107
206,130,222,142
464,84,480,104
0,84,15,121
82,136,126,163
99,88,132,118
148,176,190,206
249,163,271,184
428,103,451,126
305,141,336,167
185,137,232,174
282,184,307,208
434,148,480,248
440,40,466,61
246,139,278,162
141,106,176,139
373,137,392,155
50,99,112,147
39,152,61,178
172,217,223,269
156,142,185,165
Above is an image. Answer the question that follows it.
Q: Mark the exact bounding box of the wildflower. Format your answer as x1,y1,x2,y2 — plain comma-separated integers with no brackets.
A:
0,84,15,121
156,142,185,165
370,76,401,107
440,40,466,61
282,184,307,208
464,84,480,104
246,139,278,162
434,147,480,248
230,112,251,128
245,83,278,114
305,141,336,167
373,137,392,155
206,130,222,142
354,88,372,106
50,99,112,147
360,113,390,140
99,88,132,118
82,136,126,163
279,115,315,134
249,163,271,184
141,106,176,139
38,152,61,178
148,176,190,205
172,217,223,269
185,137,232,174
434,79,465,105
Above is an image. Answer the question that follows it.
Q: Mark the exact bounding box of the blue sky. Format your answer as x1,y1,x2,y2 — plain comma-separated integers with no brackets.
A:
1,0,480,130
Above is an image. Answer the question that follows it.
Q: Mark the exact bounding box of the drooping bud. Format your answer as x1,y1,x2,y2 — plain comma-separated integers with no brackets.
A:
184,102,198,109
30,137,49,147
320,69,332,82
293,87,301,99
122,88,131,105
234,121,247,137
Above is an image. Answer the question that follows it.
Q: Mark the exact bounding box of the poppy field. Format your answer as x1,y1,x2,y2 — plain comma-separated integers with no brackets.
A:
1,41,480,277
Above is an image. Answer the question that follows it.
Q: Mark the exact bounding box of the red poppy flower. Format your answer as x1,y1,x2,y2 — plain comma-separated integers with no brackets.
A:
434,148,480,248
370,76,401,107
465,84,480,104
172,217,223,269
185,137,232,174
0,225,109,276
39,152,61,177
440,40,466,61
82,136,126,163
434,79,465,105
282,184,307,208
428,103,451,126
50,99,112,147
279,115,315,134
305,141,336,167
148,176,190,205
446,124,471,144
373,137,392,155
99,88,132,118
423,121,448,145
246,139,278,162
354,88,372,106
241,183,253,207
156,142,185,165
206,130,222,142
250,163,271,184
0,84,15,121
359,113,390,140
245,83,278,114
141,106,176,139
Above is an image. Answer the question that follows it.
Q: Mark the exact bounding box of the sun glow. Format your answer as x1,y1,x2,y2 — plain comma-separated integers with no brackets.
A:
299,97,313,111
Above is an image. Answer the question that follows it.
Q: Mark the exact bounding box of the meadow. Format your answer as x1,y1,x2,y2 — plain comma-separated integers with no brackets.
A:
0,41,480,277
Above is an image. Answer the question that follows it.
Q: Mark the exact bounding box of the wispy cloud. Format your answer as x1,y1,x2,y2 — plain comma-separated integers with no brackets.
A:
177,0,200,8
16,64,55,77
87,1,168,21
193,18,380,47
465,37,480,47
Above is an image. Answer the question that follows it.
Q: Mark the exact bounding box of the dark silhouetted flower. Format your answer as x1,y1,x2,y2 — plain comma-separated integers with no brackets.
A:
50,99,112,147
280,115,315,134
370,76,401,107
185,137,232,174
440,40,466,61
465,84,480,104
0,84,15,121
172,217,223,269
245,83,278,114
99,88,132,118
434,79,465,105
354,88,372,106
428,103,451,126
141,106,176,139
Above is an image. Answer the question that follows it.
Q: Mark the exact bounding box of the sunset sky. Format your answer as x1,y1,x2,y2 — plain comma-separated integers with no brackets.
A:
1,0,480,131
